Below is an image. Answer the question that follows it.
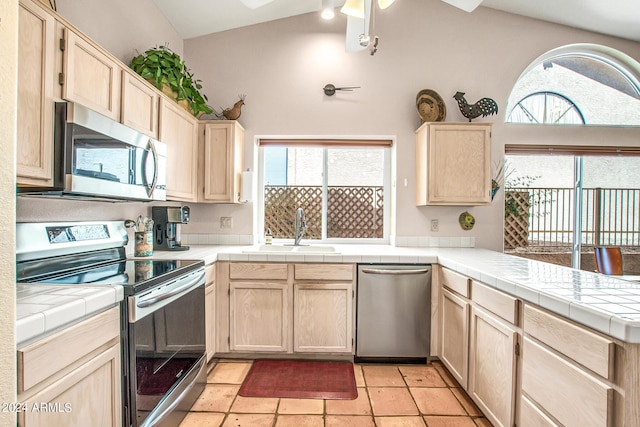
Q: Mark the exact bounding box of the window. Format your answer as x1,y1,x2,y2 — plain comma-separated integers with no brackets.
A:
507,91,584,124
506,44,640,126
258,140,391,242
503,148,640,272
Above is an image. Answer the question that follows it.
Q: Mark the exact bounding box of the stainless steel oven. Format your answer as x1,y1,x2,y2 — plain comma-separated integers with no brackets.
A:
17,221,207,427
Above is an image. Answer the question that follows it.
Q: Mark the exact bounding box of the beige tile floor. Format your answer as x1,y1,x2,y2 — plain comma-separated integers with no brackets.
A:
180,359,491,427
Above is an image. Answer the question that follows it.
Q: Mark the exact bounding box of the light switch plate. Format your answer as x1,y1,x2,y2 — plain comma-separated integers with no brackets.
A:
220,217,232,229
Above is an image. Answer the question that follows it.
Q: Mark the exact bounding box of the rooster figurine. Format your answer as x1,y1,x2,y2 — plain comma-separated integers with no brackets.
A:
453,92,498,122
214,94,246,120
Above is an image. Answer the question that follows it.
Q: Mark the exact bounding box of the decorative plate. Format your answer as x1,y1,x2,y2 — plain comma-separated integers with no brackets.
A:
416,89,446,122
458,211,476,230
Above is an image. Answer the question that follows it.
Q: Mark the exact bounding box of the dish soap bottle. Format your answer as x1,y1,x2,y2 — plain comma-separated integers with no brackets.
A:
265,228,273,245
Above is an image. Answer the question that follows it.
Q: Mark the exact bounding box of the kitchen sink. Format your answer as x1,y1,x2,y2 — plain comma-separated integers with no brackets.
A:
243,244,338,254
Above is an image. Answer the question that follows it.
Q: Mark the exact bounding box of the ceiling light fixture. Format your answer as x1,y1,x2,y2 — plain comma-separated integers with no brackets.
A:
340,0,366,19
341,0,396,17
321,0,335,20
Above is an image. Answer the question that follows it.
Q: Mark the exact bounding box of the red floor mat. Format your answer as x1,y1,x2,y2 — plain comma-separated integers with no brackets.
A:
238,359,358,400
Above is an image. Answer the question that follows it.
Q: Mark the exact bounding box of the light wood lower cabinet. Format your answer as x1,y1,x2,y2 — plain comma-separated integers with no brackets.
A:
468,306,518,427
522,337,613,427
20,345,121,427
205,263,216,362
17,306,121,427
293,283,353,353
219,262,356,356
229,281,289,352
440,287,469,387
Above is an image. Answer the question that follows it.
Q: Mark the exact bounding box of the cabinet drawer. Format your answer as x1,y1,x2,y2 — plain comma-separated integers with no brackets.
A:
230,262,288,280
294,264,353,281
522,337,612,427
440,267,470,297
471,280,518,325
520,395,560,427
18,306,119,392
524,304,614,379
205,263,216,287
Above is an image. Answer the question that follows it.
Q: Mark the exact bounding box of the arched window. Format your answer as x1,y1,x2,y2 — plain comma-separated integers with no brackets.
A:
508,91,585,124
506,44,640,126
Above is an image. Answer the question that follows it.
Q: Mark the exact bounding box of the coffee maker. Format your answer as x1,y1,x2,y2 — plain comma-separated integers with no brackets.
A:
152,206,190,251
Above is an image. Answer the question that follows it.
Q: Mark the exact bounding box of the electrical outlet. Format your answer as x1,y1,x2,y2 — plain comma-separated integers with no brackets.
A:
431,219,439,232
220,217,232,229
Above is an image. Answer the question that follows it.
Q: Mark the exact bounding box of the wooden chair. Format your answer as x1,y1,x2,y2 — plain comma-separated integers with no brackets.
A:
593,247,623,275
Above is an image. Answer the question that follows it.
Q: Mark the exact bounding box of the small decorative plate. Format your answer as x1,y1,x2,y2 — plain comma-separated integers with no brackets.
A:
416,89,446,122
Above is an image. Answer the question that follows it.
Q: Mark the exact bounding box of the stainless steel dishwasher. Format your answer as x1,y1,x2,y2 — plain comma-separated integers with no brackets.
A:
356,264,432,363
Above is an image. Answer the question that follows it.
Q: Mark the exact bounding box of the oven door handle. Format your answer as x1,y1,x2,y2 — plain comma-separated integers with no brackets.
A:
137,270,205,308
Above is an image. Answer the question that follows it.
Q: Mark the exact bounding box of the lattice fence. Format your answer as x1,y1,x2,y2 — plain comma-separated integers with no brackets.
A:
264,186,383,239
504,190,530,249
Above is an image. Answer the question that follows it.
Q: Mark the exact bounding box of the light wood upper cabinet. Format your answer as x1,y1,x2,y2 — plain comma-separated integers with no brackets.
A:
415,122,492,206
121,70,159,138
61,28,121,121
17,0,56,187
159,98,199,201
199,121,245,203
293,283,353,353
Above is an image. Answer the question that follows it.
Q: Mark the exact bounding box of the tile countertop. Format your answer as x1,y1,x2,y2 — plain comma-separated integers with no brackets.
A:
146,244,640,344
16,284,124,348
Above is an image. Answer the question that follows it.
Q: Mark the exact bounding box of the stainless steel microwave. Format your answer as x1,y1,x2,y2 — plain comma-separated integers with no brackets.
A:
18,102,167,202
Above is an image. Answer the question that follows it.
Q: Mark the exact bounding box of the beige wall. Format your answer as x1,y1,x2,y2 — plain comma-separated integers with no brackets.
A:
55,0,183,64
183,0,640,251
14,0,640,252
1,0,18,424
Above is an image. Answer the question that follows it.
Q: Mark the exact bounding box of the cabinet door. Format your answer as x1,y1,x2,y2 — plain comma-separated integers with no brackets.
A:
19,344,121,427
293,283,353,353
17,0,55,186
440,288,469,387
201,121,244,203
416,123,491,206
468,306,518,427
61,29,121,121
121,70,159,138
230,282,289,352
159,98,198,201
206,283,216,362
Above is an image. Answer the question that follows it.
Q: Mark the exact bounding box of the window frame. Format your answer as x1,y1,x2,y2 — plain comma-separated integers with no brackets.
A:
256,137,393,244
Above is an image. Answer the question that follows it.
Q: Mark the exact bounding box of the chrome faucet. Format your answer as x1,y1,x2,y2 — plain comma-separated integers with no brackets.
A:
294,208,306,246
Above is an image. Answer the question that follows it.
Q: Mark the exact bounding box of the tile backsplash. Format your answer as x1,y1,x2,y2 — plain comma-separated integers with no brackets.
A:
393,236,476,248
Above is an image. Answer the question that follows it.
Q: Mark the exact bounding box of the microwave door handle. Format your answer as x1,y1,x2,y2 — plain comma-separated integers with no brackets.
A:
145,139,159,198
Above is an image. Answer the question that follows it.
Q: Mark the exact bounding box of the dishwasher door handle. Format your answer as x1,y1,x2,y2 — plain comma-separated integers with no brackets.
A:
361,268,430,275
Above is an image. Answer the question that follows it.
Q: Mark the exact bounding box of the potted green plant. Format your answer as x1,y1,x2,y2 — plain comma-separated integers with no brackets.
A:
129,45,213,117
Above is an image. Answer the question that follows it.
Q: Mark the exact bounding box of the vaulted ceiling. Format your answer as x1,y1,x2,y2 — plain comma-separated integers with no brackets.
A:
153,0,640,42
